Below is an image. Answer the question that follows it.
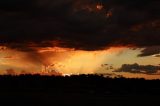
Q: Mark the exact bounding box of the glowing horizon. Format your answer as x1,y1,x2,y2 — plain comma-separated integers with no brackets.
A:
0,46,160,79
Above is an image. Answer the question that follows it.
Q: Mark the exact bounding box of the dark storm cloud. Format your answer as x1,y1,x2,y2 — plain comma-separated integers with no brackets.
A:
154,54,160,57
0,0,159,50
138,46,160,57
114,63,160,74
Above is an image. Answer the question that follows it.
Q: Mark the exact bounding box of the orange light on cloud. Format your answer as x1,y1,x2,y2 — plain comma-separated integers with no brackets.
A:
38,47,75,53
106,11,112,18
96,4,103,10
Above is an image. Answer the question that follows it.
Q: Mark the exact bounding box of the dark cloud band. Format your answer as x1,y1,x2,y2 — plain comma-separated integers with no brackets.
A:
0,0,159,51
115,63,160,74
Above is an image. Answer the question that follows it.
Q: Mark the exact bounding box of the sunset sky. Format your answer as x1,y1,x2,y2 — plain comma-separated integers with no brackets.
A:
0,0,160,79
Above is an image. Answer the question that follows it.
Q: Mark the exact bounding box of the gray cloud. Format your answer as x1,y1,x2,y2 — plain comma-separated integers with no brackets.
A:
114,63,160,74
154,54,160,57
138,46,160,57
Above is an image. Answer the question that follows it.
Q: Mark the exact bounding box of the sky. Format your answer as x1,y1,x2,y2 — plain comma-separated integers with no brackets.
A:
0,0,160,79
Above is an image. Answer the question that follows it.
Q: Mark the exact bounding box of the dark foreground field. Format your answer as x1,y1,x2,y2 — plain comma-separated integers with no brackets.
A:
0,74,160,106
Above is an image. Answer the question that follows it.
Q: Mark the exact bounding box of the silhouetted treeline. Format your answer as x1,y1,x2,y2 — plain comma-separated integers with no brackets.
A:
0,74,160,106
0,74,160,95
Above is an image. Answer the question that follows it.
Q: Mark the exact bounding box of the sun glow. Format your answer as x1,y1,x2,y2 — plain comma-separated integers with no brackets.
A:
37,47,127,74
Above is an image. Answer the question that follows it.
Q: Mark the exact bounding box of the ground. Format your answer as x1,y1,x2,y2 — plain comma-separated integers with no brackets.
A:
0,75,160,106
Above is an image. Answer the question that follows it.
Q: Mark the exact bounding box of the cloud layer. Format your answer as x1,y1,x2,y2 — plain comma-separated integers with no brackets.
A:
138,46,160,57
115,63,160,74
0,0,159,51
